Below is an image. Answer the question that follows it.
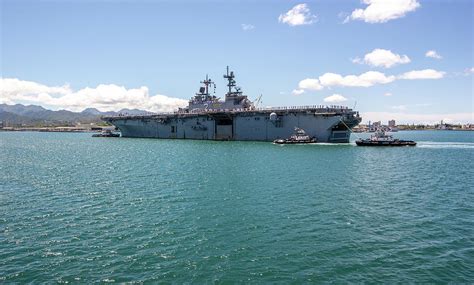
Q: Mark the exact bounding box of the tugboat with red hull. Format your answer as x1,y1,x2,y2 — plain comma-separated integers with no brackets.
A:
356,129,416,147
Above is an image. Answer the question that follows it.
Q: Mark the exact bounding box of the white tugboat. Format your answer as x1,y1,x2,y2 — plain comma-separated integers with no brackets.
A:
356,129,416,146
92,129,120,137
273,127,317,144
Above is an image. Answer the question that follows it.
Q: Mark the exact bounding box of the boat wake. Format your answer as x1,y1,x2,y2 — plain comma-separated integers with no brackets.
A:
316,143,353,146
416,141,474,149
272,142,352,146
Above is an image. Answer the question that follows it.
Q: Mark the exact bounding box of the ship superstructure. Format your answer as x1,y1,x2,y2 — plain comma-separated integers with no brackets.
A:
103,67,361,142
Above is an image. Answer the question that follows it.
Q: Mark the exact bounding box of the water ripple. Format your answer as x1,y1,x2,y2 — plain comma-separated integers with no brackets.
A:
0,131,473,283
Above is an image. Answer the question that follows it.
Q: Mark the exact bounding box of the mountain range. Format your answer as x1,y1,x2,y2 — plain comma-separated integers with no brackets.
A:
0,104,149,126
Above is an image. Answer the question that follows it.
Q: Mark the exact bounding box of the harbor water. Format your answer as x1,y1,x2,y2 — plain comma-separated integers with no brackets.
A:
1,131,473,282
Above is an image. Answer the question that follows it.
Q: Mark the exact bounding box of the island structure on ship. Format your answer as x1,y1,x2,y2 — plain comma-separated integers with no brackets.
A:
103,67,361,143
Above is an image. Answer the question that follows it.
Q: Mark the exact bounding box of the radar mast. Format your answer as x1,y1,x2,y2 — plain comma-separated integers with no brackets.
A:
197,74,215,96
223,66,242,95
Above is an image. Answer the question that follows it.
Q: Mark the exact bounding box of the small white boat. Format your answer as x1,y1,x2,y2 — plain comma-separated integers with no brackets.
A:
273,128,317,144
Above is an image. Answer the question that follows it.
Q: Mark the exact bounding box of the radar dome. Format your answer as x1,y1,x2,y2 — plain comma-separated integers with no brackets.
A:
269,112,278,121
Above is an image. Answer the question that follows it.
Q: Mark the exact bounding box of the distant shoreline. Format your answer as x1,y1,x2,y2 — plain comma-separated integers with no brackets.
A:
0,127,99,133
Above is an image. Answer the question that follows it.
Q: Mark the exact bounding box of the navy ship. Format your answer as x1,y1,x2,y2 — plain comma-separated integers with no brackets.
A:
103,67,361,143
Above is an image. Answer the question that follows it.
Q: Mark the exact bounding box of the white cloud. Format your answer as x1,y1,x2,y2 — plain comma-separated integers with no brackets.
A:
413,103,433,107
241,24,255,31
296,68,445,92
278,4,317,26
338,11,349,20
351,57,363,64
345,0,420,23
292,89,305,96
0,78,188,112
319,71,396,87
384,92,393,96
362,111,474,124
398,69,446,80
457,67,474,76
298,78,323,90
317,73,344,87
0,78,72,99
355,48,410,68
425,50,442,59
391,105,407,111
324,94,347,103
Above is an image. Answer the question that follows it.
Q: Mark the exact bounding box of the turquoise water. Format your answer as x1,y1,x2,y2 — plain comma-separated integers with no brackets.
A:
1,131,473,283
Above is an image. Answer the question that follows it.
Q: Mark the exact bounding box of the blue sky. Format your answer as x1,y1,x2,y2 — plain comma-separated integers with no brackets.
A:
1,0,473,123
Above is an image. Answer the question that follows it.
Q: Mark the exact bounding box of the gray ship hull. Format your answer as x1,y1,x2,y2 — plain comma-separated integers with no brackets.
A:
104,106,361,143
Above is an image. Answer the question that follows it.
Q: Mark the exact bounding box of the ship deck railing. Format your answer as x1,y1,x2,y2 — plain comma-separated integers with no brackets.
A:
103,105,354,119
